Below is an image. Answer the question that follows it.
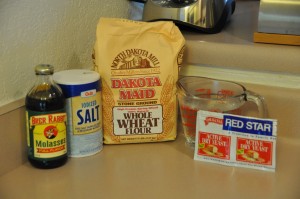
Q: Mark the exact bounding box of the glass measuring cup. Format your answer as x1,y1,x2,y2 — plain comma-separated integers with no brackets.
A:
177,76,267,146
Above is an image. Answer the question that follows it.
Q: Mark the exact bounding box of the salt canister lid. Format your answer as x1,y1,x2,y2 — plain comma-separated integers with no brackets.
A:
53,69,100,85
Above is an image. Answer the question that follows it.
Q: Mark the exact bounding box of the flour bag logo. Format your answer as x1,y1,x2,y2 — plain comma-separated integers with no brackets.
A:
111,49,160,70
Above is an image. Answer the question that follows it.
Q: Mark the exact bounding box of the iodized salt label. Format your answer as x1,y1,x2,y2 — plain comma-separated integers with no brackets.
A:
53,70,103,157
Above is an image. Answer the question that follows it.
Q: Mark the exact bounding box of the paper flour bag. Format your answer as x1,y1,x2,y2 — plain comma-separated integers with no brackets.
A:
93,18,185,144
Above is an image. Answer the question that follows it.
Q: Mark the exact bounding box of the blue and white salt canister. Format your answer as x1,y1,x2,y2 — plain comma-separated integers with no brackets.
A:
53,69,103,157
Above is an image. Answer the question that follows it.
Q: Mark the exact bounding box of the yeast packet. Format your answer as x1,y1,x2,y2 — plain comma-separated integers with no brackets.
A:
194,111,277,172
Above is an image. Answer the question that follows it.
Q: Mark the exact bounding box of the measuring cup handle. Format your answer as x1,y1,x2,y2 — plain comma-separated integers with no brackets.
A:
245,90,268,118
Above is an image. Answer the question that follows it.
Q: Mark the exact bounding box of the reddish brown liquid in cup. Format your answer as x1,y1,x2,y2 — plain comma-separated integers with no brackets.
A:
178,92,242,144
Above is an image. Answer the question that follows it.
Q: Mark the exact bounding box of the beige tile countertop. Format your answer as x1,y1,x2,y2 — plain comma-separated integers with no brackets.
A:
1,83,300,199
2,86,300,197
1,1,300,199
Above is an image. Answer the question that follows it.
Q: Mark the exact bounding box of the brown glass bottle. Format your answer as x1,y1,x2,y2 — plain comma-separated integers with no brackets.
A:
25,64,68,169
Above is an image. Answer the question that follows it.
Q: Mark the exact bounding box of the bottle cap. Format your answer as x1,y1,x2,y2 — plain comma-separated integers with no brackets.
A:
35,64,54,75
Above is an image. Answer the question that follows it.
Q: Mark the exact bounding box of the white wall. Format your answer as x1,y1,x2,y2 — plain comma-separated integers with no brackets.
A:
0,0,134,107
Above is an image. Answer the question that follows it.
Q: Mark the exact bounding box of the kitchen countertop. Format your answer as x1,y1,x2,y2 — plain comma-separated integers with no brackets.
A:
1,82,300,199
1,126,300,199
1,1,300,198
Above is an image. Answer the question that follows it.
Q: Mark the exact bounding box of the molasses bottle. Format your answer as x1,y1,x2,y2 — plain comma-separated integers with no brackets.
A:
25,64,68,169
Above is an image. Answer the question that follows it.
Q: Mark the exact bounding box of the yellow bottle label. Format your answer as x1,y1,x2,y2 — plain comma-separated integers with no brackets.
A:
27,111,67,159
